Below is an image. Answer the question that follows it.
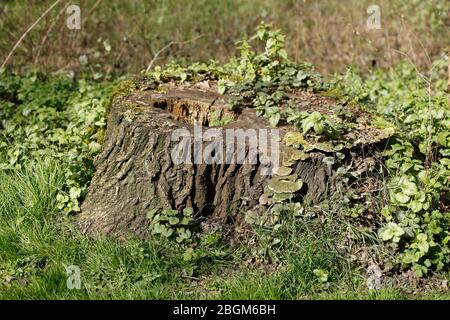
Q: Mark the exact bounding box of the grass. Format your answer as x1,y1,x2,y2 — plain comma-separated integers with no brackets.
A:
0,159,170,299
0,159,357,299
0,159,447,299
0,159,325,299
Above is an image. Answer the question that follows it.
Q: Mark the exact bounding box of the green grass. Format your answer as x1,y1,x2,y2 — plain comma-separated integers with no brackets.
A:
0,160,307,299
0,159,173,299
0,160,447,299
0,159,355,299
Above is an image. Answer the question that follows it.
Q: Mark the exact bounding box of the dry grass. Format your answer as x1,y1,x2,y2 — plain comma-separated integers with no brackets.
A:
0,0,448,76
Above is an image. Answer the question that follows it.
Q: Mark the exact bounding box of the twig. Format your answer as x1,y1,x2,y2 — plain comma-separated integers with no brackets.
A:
1,0,62,70
448,52,450,92
34,1,71,65
145,41,175,73
145,35,203,73
181,275,200,281
82,0,104,25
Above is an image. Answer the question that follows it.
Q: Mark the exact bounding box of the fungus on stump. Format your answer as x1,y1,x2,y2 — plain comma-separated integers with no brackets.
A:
78,81,394,239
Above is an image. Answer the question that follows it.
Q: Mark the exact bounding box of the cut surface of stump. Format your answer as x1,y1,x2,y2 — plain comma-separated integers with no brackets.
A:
78,80,394,239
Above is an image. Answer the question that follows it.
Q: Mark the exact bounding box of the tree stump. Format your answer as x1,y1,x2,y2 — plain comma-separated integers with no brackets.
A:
78,81,394,239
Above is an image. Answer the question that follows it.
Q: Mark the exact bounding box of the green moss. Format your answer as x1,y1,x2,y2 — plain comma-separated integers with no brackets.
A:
95,128,106,145
322,87,345,100
105,80,135,119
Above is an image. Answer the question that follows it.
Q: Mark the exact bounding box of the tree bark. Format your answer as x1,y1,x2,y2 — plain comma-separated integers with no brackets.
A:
78,84,393,239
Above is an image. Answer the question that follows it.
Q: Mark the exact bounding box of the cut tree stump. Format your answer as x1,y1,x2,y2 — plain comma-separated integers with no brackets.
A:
78,80,394,239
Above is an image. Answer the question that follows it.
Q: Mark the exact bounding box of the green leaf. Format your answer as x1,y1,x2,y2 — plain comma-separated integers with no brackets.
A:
301,112,323,134
183,207,194,216
313,269,329,283
278,49,288,60
217,80,227,95
269,113,280,127
168,217,180,225
180,217,193,225
402,179,418,196
394,192,410,204
411,264,428,277
146,208,158,219
379,222,404,242
163,228,174,238
69,187,81,200
183,248,196,261
413,233,429,253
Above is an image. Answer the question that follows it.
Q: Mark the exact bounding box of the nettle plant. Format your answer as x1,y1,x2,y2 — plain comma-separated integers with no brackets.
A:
336,60,450,276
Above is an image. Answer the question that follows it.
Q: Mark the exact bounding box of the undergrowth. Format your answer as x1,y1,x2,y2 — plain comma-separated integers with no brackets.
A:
332,59,450,277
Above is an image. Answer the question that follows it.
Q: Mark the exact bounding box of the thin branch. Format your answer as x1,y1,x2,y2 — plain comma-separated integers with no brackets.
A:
82,0,103,25
145,35,203,73
1,0,62,70
145,41,175,73
448,52,450,91
34,1,71,65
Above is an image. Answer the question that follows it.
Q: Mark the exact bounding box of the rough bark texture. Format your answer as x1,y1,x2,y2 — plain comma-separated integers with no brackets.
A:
78,84,391,239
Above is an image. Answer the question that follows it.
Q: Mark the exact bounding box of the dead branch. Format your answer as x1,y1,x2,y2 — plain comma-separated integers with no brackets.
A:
1,0,62,70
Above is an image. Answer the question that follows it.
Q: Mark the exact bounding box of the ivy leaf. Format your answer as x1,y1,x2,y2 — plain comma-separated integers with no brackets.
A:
269,113,280,127
168,217,180,225
394,192,410,204
379,222,404,242
217,80,227,95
